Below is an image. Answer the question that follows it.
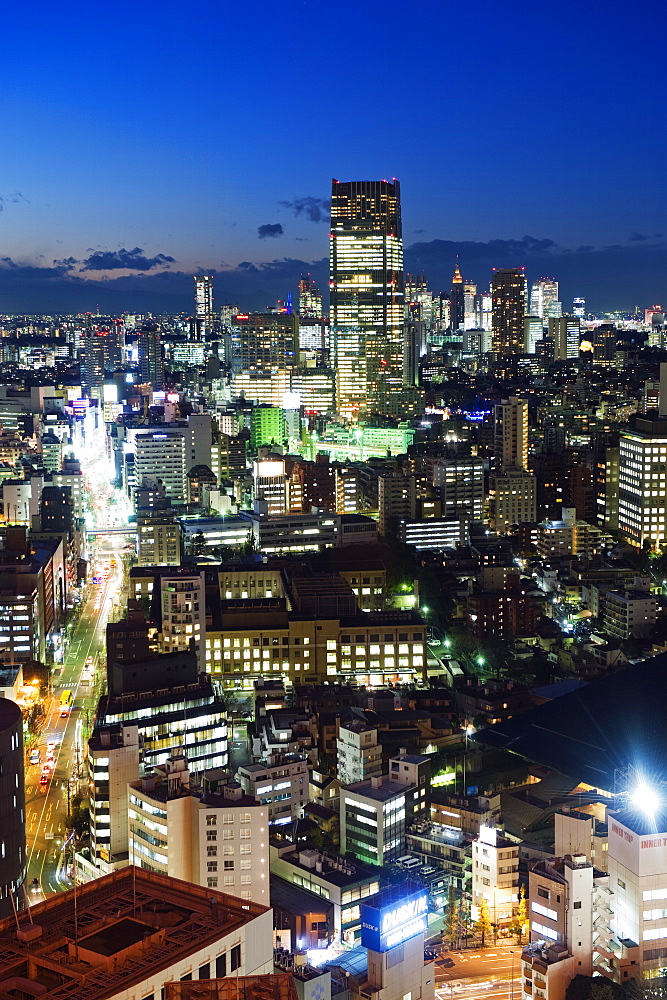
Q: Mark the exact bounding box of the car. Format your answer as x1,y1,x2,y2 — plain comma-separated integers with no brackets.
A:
30,878,40,892
29,750,40,764
60,710,69,718
39,774,49,786
86,656,94,666
46,742,56,752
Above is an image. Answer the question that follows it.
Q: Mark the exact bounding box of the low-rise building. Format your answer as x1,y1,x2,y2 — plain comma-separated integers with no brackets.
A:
237,753,309,826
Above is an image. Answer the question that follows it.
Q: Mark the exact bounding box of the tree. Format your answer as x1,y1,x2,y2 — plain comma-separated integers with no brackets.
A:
474,898,492,947
442,883,459,949
510,884,528,943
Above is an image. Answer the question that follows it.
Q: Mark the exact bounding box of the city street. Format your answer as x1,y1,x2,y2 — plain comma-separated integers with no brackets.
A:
24,541,125,898
434,943,523,1000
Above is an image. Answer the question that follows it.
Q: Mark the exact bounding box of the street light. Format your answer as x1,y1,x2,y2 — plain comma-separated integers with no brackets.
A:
510,949,515,1000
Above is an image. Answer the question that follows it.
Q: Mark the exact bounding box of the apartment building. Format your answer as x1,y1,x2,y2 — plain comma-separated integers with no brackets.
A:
337,720,382,786
128,754,269,905
236,753,309,826
471,825,520,926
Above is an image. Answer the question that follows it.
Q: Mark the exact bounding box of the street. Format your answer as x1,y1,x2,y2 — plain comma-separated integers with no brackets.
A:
24,539,125,898
434,943,523,1000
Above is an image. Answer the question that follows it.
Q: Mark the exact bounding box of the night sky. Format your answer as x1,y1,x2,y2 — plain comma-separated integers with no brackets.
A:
1,0,665,314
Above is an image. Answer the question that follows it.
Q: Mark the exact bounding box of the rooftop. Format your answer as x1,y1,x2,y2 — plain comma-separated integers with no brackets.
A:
476,656,667,790
0,867,269,1000
165,974,299,1000
343,776,415,801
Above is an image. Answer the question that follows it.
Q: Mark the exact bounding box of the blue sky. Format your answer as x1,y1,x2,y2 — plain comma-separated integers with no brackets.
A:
1,0,665,312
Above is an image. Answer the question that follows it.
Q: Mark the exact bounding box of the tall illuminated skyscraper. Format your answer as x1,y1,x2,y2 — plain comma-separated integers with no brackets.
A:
491,268,526,355
529,277,559,319
450,262,465,331
298,274,323,318
330,178,416,420
194,274,214,340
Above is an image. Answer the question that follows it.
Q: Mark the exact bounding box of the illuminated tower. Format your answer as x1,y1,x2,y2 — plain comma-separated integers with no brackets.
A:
450,262,465,331
491,268,526,356
298,274,323,318
330,178,416,420
194,274,214,340
529,277,559,319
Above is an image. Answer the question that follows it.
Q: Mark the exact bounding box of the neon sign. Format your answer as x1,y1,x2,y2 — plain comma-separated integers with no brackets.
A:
360,888,428,952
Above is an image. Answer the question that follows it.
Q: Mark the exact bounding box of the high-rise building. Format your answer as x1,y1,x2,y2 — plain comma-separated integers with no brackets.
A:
450,262,465,331
194,274,214,340
573,296,586,318
524,315,544,354
0,699,25,918
549,316,581,361
137,321,164,387
330,178,417,419
494,397,529,473
618,416,667,549
432,457,485,521
529,277,559,319
234,312,298,373
492,268,526,355
298,274,323,318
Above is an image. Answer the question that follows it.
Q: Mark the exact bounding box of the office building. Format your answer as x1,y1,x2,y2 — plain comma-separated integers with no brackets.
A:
137,320,164,387
136,508,182,566
607,805,667,980
602,578,658,640
549,315,580,361
450,262,465,331
337,720,382,786
0,699,25,918
135,430,188,501
524,314,544,354
271,846,380,945
492,268,526,355
573,296,586,318
298,274,323,318
433,456,485,521
330,178,417,419
492,469,537,531
128,753,269,904
494,397,529,473
378,473,417,536
251,406,286,451
530,277,559,319
87,722,141,871
521,854,615,1000
618,416,667,549
341,753,430,867
234,312,298,373
471,825,519,927
237,754,309,826
195,274,214,340
0,867,273,1000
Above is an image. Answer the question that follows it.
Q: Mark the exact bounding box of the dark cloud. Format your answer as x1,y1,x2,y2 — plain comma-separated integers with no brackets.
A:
630,232,664,242
408,235,557,267
52,256,78,270
576,245,594,253
0,191,29,211
81,247,176,271
278,197,330,223
257,224,284,239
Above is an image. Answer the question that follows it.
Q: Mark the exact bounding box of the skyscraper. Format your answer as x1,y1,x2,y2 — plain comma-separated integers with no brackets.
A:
137,321,164,387
298,274,323,318
491,268,526,355
194,274,214,340
494,396,529,473
529,277,559,319
450,262,465,331
549,315,580,360
330,178,416,419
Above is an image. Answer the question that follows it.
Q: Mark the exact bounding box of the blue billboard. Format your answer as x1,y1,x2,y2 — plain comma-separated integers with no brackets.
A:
360,887,429,953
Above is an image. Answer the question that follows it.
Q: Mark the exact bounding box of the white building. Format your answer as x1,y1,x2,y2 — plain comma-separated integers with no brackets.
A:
337,720,382,786
159,569,206,668
471,825,520,926
618,416,667,549
128,754,269,905
608,806,667,980
86,722,140,873
603,580,658,640
237,753,309,826
521,854,616,1000
135,430,189,501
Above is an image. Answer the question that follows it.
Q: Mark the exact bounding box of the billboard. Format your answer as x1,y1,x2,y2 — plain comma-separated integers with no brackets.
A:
360,888,428,952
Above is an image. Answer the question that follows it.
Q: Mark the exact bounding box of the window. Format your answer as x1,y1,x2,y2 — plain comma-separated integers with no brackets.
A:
216,954,227,977
224,860,235,870
224,874,235,886
537,886,550,900
207,814,217,825
240,828,251,839
207,831,217,841
240,859,252,869
207,877,218,887
231,945,241,971
207,862,218,872
573,901,581,910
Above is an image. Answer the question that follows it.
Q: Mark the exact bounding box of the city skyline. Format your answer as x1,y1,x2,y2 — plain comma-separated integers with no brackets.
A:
0,0,665,312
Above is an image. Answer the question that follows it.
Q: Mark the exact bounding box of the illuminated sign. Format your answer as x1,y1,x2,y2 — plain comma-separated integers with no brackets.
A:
360,888,428,952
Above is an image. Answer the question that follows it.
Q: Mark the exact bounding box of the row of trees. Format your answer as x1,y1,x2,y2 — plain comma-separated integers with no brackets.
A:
442,885,528,949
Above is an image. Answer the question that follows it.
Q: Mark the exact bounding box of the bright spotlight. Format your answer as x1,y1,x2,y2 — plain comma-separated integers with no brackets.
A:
631,782,661,816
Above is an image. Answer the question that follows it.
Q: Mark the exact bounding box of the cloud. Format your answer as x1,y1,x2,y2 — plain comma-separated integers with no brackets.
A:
257,224,283,239
408,234,558,267
81,247,176,271
279,197,330,223
0,191,29,211
52,256,78,270
630,232,664,242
